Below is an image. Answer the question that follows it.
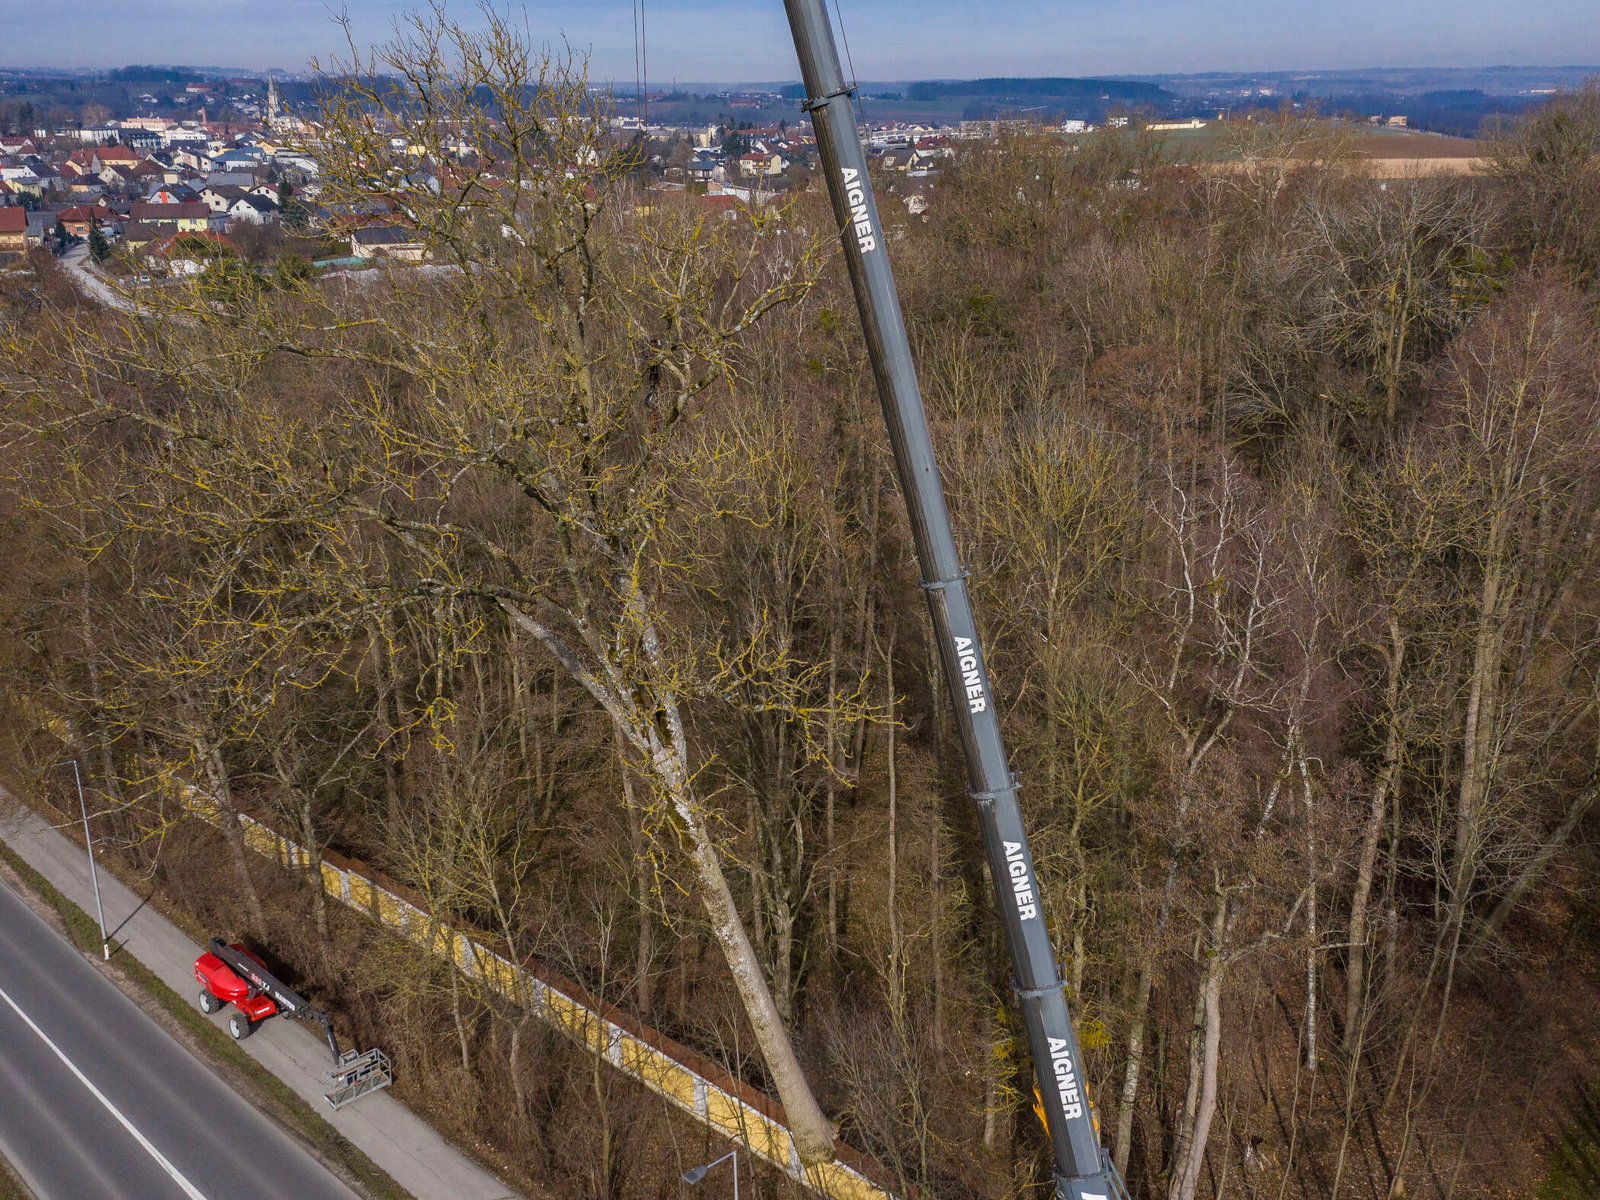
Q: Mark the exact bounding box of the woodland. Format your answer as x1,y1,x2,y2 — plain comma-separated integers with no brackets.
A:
3,13,1600,1200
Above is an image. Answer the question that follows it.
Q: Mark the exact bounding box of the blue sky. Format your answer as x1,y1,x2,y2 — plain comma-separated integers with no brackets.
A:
0,0,1596,79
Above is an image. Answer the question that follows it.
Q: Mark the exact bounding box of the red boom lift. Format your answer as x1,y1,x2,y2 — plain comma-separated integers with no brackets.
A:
194,936,392,1108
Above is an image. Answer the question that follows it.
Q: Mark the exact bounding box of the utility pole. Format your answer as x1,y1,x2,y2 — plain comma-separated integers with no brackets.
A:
61,760,111,960
779,3,1118,1197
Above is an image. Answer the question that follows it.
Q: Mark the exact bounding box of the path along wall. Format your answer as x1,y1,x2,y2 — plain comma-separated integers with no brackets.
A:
184,792,892,1200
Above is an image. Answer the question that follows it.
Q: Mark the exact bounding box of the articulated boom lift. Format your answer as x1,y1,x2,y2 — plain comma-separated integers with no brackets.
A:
195,936,392,1109
780,4,1122,1197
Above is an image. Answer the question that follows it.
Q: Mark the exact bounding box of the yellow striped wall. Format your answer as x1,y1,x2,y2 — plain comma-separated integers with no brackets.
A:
206,806,890,1200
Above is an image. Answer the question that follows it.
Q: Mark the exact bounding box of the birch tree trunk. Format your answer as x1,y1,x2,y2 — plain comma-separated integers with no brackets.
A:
1345,618,1405,1050
501,595,838,1167
1114,958,1154,1176
1172,917,1227,1200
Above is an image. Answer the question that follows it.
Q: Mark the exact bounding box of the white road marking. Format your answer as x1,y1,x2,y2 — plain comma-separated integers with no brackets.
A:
0,981,210,1200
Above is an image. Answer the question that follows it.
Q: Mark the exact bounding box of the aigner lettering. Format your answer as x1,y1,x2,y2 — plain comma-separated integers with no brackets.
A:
839,166,878,254
1003,840,1038,921
1047,1035,1084,1122
952,635,988,714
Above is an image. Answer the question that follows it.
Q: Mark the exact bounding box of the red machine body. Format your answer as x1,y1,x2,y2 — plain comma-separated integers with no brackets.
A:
194,943,278,1021
192,937,384,1104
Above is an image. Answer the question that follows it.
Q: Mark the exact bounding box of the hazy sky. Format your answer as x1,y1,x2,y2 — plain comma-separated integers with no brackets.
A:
0,0,1596,79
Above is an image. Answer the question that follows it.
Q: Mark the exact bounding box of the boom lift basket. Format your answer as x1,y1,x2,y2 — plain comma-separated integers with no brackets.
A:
323,1047,393,1109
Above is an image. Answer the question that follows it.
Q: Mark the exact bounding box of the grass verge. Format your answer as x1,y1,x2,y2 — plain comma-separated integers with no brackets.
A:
0,1155,33,1200
0,836,416,1200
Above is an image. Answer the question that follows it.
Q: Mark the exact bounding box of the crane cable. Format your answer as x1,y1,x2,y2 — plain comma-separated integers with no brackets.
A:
632,0,643,123
830,0,866,125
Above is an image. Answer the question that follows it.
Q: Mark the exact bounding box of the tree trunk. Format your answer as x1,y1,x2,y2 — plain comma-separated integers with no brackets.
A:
1168,955,1208,1200
617,733,654,1013
1114,959,1154,1177
1302,751,1318,1073
1451,529,1508,928
982,1022,1009,1152
300,793,331,945
368,615,406,833
80,578,124,808
680,790,836,1165
825,598,842,976
924,616,946,1052
1346,618,1404,1051
1172,909,1227,1200
885,625,903,1018
502,585,838,1167
1482,779,1599,940
450,961,471,1072
509,1014,529,1123
208,747,266,939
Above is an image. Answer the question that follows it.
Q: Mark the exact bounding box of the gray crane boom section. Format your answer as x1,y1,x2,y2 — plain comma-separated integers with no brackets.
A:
779,3,1116,1197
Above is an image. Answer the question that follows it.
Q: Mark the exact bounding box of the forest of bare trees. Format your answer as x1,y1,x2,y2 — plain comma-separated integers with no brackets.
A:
3,14,1600,1200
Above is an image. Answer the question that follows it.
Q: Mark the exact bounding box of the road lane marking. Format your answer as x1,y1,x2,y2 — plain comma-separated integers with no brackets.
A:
0,982,210,1200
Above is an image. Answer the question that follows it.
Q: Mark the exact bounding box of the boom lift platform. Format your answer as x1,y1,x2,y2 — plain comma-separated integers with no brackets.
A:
194,936,392,1110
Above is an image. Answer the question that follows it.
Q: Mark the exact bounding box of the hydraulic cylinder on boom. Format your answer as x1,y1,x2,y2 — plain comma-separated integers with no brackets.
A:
779,4,1121,1197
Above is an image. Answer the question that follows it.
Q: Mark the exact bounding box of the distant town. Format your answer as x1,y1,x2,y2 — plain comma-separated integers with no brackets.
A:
0,62,1591,279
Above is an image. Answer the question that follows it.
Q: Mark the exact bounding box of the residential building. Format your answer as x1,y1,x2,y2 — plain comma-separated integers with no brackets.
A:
226,195,280,225
206,171,259,189
200,183,252,212
57,204,117,238
119,220,164,250
0,168,43,199
0,207,26,252
349,225,425,261
738,151,788,178
146,185,199,206
147,230,239,276
25,210,57,246
129,201,211,233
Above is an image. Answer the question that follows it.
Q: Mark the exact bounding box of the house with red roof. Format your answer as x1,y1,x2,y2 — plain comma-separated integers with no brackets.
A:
0,206,26,251
146,229,239,276
57,204,117,239
94,145,139,169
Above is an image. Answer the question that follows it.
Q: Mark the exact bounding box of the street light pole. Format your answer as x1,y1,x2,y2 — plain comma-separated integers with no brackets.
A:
681,1149,737,1200
61,760,110,960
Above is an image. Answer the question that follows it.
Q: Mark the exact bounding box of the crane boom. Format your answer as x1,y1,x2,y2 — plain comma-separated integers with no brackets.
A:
779,5,1117,1197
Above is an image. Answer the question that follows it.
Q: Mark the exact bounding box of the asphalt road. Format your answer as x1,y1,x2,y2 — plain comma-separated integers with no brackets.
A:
58,241,134,311
0,876,359,1200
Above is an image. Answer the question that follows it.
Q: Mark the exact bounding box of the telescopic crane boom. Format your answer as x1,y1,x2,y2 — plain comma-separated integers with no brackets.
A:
779,5,1119,1197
